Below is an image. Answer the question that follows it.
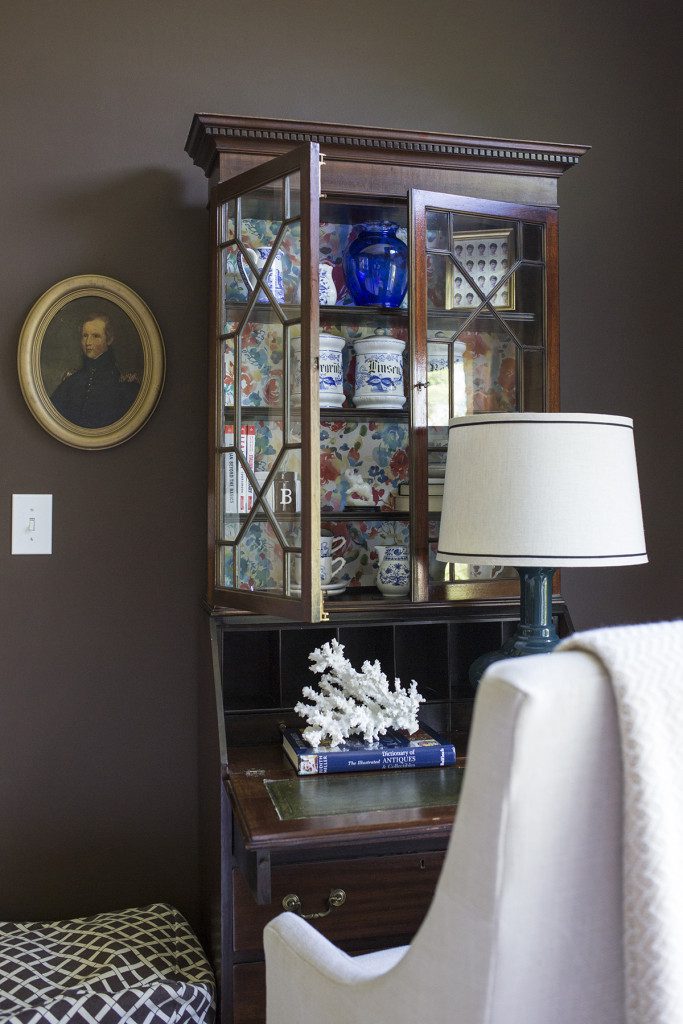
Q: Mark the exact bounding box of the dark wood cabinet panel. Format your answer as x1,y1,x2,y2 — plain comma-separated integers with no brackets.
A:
232,965,265,1024
233,851,445,958
231,847,443,1024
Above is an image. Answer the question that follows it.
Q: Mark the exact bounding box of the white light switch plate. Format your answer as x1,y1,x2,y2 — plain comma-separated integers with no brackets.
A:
12,494,53,554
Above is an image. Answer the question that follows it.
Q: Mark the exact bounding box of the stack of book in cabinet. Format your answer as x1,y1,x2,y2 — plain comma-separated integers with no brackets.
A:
224,424,255,514
394,478,444,513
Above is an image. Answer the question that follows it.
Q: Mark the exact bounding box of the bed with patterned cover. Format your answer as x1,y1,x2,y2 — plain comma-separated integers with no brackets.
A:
0,902,215,1023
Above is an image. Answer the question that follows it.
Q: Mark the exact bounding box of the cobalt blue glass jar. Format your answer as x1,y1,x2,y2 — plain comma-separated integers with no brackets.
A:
343,221,408,307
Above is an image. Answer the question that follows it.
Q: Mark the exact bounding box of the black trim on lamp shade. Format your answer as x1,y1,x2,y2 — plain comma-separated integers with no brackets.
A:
437,550,648,561
447,418,635,431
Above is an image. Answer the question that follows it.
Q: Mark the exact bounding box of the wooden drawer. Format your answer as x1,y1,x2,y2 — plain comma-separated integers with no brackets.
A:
233,849,444,958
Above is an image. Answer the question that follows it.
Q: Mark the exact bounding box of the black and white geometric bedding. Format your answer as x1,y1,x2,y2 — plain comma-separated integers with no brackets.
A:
0,902,215,1023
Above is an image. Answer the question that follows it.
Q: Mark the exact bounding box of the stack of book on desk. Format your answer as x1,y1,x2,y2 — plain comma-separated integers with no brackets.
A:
394,479,445,513
282,724,456,775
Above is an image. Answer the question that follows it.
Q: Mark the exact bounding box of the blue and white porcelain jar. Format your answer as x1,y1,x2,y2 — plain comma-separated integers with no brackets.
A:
377,545,410,597
353,336,406,411
318,332,345,408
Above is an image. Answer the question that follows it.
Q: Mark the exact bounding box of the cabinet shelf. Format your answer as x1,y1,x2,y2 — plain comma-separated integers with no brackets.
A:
221,303,408,330
428,308,536,323
219,508,408,529
321,509,408,521
220,304,535,338
321,408,409,421
224,407,409,422
321,304,408,319
325,589,414,607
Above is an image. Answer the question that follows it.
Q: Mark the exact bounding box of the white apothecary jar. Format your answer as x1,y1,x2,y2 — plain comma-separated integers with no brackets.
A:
318,332,346,409
353,336,406,411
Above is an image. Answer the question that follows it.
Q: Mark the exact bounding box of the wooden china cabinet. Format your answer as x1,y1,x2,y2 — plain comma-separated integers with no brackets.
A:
186,114,587,1023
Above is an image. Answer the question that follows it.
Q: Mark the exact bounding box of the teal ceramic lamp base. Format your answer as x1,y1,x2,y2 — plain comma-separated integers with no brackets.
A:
469,567,559,689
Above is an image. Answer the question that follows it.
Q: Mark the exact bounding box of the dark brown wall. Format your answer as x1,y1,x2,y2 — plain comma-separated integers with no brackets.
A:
0,0,679,926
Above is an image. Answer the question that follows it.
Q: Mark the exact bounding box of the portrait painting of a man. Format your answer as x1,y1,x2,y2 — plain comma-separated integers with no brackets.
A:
40,297,144,429
19,275,164,449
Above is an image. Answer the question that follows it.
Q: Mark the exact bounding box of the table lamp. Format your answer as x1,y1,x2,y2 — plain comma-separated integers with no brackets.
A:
437,413,647,687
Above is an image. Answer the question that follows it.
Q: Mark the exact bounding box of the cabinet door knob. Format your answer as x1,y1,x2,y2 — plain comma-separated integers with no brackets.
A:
281,888,346,919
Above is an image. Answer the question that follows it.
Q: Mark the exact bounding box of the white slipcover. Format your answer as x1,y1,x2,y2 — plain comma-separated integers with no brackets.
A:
265,650,625,1023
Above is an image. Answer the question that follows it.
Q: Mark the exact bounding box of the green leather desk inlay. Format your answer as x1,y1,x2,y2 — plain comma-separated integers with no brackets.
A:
265,767,465,821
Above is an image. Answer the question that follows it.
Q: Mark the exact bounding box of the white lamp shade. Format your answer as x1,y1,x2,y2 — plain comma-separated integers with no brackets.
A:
437,413,647,567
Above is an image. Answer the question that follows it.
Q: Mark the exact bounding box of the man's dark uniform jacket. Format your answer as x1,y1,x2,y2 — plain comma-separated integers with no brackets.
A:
50,348,140,428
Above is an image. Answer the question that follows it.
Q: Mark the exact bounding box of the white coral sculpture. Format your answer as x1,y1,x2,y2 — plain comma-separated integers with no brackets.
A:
294,638,425,748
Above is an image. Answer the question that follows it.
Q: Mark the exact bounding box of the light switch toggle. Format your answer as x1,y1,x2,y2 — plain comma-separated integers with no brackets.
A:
12,494,53,554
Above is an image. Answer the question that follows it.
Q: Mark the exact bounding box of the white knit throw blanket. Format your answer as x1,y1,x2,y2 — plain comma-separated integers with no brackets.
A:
558,621,683,1024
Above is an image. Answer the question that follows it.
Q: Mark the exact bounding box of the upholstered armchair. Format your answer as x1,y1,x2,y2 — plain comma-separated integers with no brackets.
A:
265,650,625,1024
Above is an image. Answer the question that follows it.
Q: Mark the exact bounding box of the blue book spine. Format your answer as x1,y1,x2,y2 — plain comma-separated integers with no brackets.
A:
283,728,456,775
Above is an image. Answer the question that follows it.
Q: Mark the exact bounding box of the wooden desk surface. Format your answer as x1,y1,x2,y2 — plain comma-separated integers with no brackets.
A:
226,743,465,857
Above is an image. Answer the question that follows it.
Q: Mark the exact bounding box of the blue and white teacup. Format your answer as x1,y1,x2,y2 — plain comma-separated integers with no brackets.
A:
321,533,345,584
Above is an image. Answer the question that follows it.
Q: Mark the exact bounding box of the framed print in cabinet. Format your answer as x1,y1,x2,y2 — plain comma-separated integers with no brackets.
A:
187,115,586,1023
446,227,516,311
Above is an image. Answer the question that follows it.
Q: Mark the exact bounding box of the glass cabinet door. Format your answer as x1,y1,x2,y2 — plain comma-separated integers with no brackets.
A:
410,189,558,601
209,143,322,620
315,197,411,607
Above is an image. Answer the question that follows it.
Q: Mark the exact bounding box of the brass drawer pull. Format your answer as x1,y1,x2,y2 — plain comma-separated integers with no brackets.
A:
282,888,346,920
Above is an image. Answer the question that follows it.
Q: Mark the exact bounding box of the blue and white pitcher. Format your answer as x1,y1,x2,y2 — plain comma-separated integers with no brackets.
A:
237,246,285,303
376,545,410,597
319,261,338,306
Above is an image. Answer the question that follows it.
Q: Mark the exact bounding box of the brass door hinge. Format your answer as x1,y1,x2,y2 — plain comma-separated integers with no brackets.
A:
319,152,326,198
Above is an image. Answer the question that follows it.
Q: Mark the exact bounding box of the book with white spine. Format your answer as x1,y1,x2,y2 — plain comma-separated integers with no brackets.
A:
224,425,238,514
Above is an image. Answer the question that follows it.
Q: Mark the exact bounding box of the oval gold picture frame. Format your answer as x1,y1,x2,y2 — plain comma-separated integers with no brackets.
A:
18,275,165,450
